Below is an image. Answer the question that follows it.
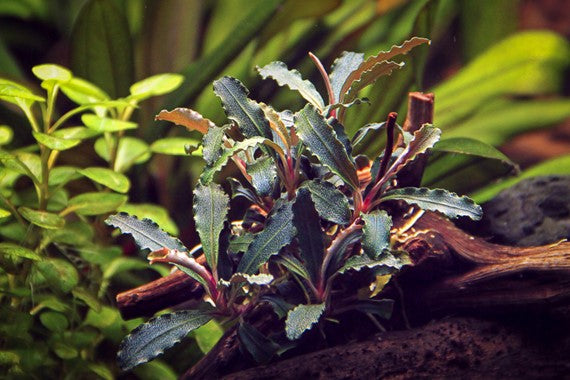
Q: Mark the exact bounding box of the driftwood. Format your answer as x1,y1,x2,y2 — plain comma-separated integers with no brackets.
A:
114,92,570,378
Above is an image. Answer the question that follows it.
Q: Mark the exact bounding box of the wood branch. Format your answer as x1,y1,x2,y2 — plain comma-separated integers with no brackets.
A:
115,270,203,320
222,316,570,379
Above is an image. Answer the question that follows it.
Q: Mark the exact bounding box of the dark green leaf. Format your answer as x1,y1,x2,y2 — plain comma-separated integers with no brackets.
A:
71,0,134,97
293,188,324,283
274,255,311,281
247,156,276,197
67,192,127,216
200,137,267,184
118,203,179,236
361,210,392,259
19,207,65,229
35,258,79,293
237,201,295,274
261,295,294,319
238,323,279,364
105,213,187,253
380,187,482,220
350,299,394,319
329,51,364,103
220,273,274,287
285,303,325,340
295,104,359,189
213,76,271,139
78,167,130,193
72,288,102,312
202,125,228,164
229,233,254,254
118,310,212,371
302,180,351,225
328,117,353,158
39,311,68,333
257,61,324,110
193,183,229,274
338,251,408,275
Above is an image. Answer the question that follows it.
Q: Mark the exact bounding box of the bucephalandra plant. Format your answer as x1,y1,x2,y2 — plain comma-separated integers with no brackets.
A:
107,37,486,371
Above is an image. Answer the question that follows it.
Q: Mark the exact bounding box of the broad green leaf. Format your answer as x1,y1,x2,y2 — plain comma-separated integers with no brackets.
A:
199,137,268,184
19,207,65,229
35,258,79,293
48,166,82,186
471,155,570,203
72,287,102,312
237,201,295,274
295,104,359,189
432,137,517,167
361,210,392,259
133,361,177,380
0,351,20,366
117,310,212,371
46,188,69,212
82,114,137,132
102,257,149,281
32,131,80,151
105,213,186,252
0,79,45,105
329,51,364,103
292,188,324,283
52,342,78,360
213,76,272,139
285,303,325,340
39,311,68,333
0,243,41,261
94,136,150,172
118,203,179,236
260,295,294,319
339,37,430,103
219,273,274,287
193,183,228,274
150,137,200,156
0,151,39,184
70,0,134,98
0,208,10,219
238,323,279,364
435,31,570,127
202,125,228,164
66,192,127,216
350,299,394,320
229,233,254,254
0,125,14,145
380,187,482,220
257,61,324,110
155,108,214,135
247,156,276,197
29,296,70,315
53,126,100,140
274,255,310,281
42,221,94,247
193,320,224,354
78,167,130,193
338,251,408,275
129,73,184,101
60,77,110,105
32,64,72,82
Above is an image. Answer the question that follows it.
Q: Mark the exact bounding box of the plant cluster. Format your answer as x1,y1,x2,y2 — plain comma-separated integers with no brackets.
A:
108,38,486,371
0,65,189,377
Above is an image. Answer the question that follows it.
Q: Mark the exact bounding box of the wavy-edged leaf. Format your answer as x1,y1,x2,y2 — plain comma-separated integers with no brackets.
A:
118,310,212,371
237,201,295,274
219,273,274,287
293,188,324,283
361,210,392,259
238,322,280,364
129,73,184,101
228,178,258,204
105,212,186,253
328,117,353,158
200,137,267,184
285,303,325,340
213,76,271,139
202,125,228,164
118,203,179,236
78,167,130,193
67,192,126,216
338,251,409,275
155,108,214,135
329,51,364,103
82,114,137,133
257,61,324,110
229,233,254,254
339,37,430,103
0,242,41,261
19,207,65,229
344,61,404,103
302,180,351,225
150,137,200,156
193,183,228,273
247,156,276,197
260,103,290,151
261,295,295,319
381,187,482,220
295,104,359,189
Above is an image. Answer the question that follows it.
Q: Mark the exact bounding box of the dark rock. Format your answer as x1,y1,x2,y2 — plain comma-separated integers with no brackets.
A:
481,175,570,246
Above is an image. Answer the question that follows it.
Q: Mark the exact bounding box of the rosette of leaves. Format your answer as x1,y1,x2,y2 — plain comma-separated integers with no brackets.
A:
0,65,190,377
107,38,505,371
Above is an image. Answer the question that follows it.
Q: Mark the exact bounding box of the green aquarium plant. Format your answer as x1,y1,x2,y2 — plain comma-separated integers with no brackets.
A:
0,65,191,378
107,37,516,371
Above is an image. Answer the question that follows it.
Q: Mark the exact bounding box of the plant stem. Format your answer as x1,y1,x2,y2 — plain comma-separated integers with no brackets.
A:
308,52,335,112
